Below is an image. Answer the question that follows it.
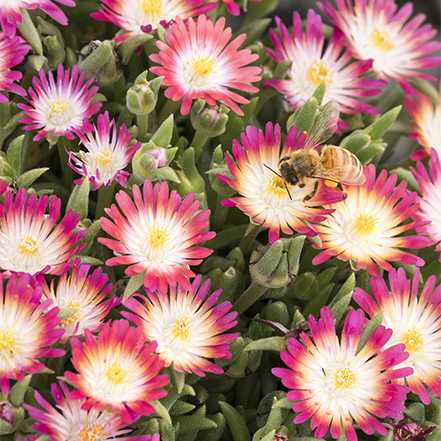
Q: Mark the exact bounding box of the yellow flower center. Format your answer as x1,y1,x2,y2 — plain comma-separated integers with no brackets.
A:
147,223,169,251
96,146,113,167
267,173,289,199
61,301,82,326
192,55,216,79
307,60,333,88
171,315,190,341
370,28,394,53
18,235,40,256
0,330,17,356
334,365,358,390
353,213,377,237
79,423,104,441
401,328,424,353
138,0,162,15
106,361,126,384
50,100,70,116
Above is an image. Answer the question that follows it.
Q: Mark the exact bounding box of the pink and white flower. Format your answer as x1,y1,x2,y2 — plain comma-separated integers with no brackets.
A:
150,14,261,116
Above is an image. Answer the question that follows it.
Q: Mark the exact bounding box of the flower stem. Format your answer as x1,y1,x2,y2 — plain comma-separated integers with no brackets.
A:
136,113,149,142
96,182,116,220
239,223,262,255
213,193,229,231
192,131,209,163
58,138,74,189
232,280,268,315
157,99,181,126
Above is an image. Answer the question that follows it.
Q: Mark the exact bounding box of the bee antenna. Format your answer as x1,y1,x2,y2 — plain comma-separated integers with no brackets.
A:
263,163,282,178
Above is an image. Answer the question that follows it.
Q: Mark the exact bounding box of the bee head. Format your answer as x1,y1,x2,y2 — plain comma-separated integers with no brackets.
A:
279,162,298,186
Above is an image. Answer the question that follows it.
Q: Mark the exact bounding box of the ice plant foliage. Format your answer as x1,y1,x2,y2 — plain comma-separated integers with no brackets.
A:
354,268,441,405
411,148,441,261
123,275,239,376
405,82,441,160
219,122,342,244
312,164,428,276
0,274,65,395
0,32,30,102
264,10,384,115
91,0,216,39
65,320,169,424
273,307,412,441
149,14,262,116
0,0,75,38
69,111,141,190
36,259,116,343
25,381,155,441
99,180,215,295
0,189,85,277
318,0,441,91
18,64,102,142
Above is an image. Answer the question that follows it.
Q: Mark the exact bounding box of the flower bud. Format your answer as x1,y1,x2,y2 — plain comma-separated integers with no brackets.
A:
191,99,229,138
126,71,162,115
208,145,236,197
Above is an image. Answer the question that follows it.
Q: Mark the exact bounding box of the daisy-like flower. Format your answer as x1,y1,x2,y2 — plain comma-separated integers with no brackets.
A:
149,14,261,116
218,122,343,244
354,268,441,405
0,188,85,277
69,111,141,190
0,274,65,394
215,0,261,16
25,380,158,441
273,307,412,441
91,0,216,40
264,10,385,116
123,275,239,376
65,320,169,424
35,259,116,343
0,32,30,102
312,164,428,276
0,0,75,38
18,64,102,143
99,180,215,295
318,0,441,92
410,148,441,261
405,82,441,160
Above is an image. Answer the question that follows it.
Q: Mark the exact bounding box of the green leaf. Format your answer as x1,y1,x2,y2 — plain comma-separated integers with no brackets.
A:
9,375,32,407
6,135,24,175
365,106,402,140
175,415,217,435
243,337,285,352
66,177,90,219
151,114,174,148
17,9,43,55
356,311,384,355
123,273,144,302
16,167,48,190
219,402,251,441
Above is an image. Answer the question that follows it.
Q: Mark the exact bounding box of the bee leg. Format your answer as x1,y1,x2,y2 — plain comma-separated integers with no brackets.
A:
285,183,293,200
303,180,319,203
336,183,348,200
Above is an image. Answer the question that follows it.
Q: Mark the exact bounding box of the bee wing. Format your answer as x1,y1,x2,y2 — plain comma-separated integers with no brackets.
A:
313,164,366,186
304,100,339,149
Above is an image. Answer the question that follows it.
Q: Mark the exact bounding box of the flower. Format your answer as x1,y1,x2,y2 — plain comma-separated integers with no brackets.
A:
218,122,343,244
0,188,85,277
272,307,412,441
25,380,157,441
405,82,441,160
149,14,261,116
18,64,102,143
318,0,441,92
217,0,261,16
0,274,65,394
0,32,30,102
123,275,239,376
65,320,169,424
410,148,441,261
312,164,428,276
98,180,215,295
354,268,441,404
264,10,385,116
35,259,116,343
69,111,141,190
91,0,216,40
0,0,75,38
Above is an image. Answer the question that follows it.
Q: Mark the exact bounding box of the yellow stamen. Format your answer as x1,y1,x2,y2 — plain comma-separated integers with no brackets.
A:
79,423,104,441
106,361,126,384
50,100,70,115
171,315,190,341
192,55,216,78
147,223,169,250
307,60,333,88
370,28,394,53
334,365,357,390
267,174,289,199
61,301,81,326
138,0,162,15
353,213,377,237
0,330,17,356
401,328,424,353
18,235,40,256
95,146,113,167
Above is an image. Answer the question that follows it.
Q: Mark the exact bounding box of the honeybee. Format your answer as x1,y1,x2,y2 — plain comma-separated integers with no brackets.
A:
265,100,365,202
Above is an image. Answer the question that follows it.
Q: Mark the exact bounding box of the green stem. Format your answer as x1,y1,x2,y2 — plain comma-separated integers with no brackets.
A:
192,131,209,163
212,193,229,231
239,223,262,255
232,280,268,315
136,113,149,142
96,182,116,220
58,138,74,189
